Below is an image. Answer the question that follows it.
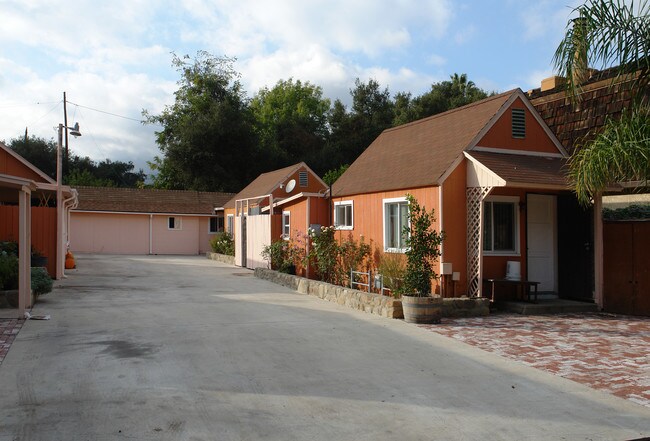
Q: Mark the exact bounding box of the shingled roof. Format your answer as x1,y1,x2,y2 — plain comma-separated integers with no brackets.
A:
332,90,516,197
467,151,571,189
529,70,649,154
74,186,234,214
223,162,305,209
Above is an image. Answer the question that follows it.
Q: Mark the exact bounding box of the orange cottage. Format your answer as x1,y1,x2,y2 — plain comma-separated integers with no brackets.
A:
331,89,598,305
220,162,329,275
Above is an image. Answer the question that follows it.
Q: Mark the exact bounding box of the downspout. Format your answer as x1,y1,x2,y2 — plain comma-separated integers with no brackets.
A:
149,214,154,255
438,183,444,295
62,192,78,271
306,196,311,279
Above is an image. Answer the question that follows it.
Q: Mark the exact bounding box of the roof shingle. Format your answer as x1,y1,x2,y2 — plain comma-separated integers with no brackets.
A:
223,162,304,209
332,91,515,197
74,186,234,214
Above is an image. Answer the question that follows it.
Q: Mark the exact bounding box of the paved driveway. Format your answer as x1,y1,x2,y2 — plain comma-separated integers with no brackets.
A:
421,313,650,408
0,255,649,441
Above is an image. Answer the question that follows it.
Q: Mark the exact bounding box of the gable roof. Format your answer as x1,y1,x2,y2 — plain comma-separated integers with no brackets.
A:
466,151,571,189
332,90,518,197
223,162,323,209
74,186,234,215
0,141,56,184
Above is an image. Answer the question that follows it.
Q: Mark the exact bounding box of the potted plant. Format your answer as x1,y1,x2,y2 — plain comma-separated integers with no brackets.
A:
30,246,48,268
399,194,445,324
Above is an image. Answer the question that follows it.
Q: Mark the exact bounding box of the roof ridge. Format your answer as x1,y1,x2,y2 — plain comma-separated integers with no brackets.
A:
382,89,518,134
74,185,233,195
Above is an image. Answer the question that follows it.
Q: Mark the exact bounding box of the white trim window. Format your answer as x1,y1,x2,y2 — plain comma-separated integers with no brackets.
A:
226,214,234,237
282,211,291,240
168,216,182,230
383,197,409,252
334,200,354,230
483,196,520,255
209,216,224,234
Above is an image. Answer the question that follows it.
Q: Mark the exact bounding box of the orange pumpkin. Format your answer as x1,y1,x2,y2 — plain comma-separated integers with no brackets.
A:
65,251,76,269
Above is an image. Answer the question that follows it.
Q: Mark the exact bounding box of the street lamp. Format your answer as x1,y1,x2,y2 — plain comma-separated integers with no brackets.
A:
56,122,81,279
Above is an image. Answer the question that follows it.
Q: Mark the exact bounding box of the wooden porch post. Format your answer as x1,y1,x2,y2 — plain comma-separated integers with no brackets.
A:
594,193,604,309
18,186,32,316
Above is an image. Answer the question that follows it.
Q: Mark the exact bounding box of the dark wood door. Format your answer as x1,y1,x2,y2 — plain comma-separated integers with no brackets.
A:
604,221,650,316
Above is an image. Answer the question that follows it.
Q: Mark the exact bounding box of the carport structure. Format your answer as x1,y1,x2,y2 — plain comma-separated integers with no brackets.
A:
0,174,35,318
1,143,78,318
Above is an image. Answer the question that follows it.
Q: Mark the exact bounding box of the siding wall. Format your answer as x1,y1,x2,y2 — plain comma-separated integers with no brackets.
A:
477,97,561,154
441,161,468,294
0,205,57,277
71,212,212,255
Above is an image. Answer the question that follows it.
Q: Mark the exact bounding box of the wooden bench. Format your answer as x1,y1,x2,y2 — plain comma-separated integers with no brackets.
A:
484,278,540,303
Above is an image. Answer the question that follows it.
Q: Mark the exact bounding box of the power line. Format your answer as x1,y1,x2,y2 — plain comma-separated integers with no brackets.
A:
0,101,60,109
67,101,143,122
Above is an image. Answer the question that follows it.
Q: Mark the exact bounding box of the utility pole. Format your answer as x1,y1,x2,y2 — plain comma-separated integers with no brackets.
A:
63,91,69,180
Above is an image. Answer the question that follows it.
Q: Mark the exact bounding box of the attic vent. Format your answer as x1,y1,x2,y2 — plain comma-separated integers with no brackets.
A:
511,108,526,139
299,171,308,187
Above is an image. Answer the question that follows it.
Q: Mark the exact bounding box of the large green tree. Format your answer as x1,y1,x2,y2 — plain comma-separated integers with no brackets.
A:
250,78,330,170
143,51,258,192
7,135,145,187
554,0,649,204
393,74,490,126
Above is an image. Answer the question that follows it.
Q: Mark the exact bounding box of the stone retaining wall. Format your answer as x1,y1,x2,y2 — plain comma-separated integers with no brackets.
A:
255,268,403,319
254,268,490,319
206,252,235,266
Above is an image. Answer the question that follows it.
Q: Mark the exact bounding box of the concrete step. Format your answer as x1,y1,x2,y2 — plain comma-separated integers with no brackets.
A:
499,299,599,315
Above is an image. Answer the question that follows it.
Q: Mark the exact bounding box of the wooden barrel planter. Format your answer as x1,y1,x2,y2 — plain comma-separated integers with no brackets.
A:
401,295,443,324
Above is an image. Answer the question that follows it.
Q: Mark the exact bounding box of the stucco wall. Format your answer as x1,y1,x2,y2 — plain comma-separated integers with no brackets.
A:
151,215,199,255
71,212,212,255
71,212,150,254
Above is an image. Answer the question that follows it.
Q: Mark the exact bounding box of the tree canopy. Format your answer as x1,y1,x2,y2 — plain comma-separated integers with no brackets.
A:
7,135,145,188
143,52,259,192
142,51,493,192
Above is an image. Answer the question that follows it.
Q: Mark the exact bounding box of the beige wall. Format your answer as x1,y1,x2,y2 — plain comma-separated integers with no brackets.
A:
71,212,150,254
71,212,215,255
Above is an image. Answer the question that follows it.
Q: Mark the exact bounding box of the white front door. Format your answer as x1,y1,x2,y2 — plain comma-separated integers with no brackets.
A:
527,194,557,292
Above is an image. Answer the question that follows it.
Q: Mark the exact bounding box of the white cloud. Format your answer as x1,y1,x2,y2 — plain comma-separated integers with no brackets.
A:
0,0,457,173
182,0,453,57
519,0,581,41
454,24,476,45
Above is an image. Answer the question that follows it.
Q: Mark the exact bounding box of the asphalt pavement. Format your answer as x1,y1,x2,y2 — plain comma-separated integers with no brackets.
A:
0,254,648,440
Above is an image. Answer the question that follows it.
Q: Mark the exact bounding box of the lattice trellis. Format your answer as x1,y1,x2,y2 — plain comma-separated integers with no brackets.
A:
466,186,492,297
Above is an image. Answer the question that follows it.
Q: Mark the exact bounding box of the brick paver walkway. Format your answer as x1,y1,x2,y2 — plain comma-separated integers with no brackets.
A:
420,313,650,408
0,319,23,366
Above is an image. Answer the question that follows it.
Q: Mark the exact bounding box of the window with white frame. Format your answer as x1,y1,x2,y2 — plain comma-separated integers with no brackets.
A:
168,216,181,230
209,216,224,233
383,197,409,252
282,211,291,240
483,196,519,254
227,214,234,237
334,200,353,229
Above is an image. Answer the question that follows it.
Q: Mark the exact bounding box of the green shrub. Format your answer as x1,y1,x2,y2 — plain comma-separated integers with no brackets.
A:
0,253,19,290
210,232,235,256
31,267,53,296
377,253,406,295
401,194,444,296
261,240,295,274
603,204,650,220
0,241,18,256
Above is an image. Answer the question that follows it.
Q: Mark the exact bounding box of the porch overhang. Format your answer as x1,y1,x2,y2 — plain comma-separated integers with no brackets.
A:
464,151,572,191
260,192,326,212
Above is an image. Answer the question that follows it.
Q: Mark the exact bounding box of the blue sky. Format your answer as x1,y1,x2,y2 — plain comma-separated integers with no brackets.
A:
0,0,582,173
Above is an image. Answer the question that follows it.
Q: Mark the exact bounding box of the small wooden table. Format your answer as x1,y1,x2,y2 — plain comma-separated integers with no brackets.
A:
484,278,540,303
